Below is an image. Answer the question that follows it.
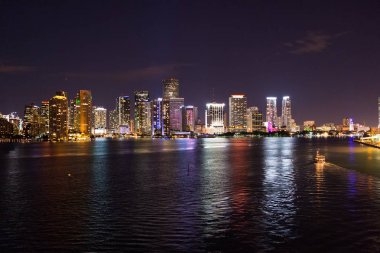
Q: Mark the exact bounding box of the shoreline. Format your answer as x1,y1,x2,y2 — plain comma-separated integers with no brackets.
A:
354,140,380,149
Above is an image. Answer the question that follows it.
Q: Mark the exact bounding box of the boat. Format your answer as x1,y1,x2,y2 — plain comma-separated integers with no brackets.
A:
314,150,325,164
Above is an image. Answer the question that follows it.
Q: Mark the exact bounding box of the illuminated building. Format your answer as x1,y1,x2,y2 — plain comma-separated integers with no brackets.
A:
229,94,247,132
79,90,92,135
23,103,42,138
247,106,264,132
281,96,292,130
134,91,151,135
163,78,179,99
303,121,316,132
266,97,277,132
49,91,68,141
152,98,163,136
169,97,184,132
0,118,14,137
182,105,198,132
109,109,118,132
342,117,354,131
40,101,49,134
117,96,131,131
205,102,225,134
92,106,107,135
162,99,170,135
3,112,22,135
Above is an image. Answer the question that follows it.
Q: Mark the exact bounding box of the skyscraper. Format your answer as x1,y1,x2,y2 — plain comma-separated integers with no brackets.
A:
163,78,179,99
49,91,68,141
266,97,277,131
117,96,131,127
229,94,247,132
92,106,107,135
247,106,264,132
40,101,49,135
23,103,41,138
134,91,151,135
152,98,163,136
205,102,225,134
281,96,292,130
79,90,92,135
169,97,184,132
162,99,170,136
182,106,198,132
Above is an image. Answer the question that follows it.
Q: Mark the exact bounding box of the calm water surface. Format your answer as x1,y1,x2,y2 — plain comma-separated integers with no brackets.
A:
1,138,380,252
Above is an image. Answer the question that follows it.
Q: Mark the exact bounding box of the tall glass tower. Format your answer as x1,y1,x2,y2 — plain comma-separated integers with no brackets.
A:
281,96,292,130
266,97,277,131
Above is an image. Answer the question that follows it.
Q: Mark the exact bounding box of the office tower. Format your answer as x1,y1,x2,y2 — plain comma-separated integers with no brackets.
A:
162,99,170,136
117,96,131,127
205,102,225,134
378,97,380,129
70,95,81,133
0,118,14,137
182,105,198,132
49,91,68,141
134,91,151,135
152,98,163,136
342,117,354,131
229,94,247,132
40,101,49,134
169,97,184,132
108,109,118,132
266,97,277,131
281,96,292,130
93,106,107,135
23,103,41,138
163,78,179,99
2,112,22,135
79,90,92,135
247,106,264,132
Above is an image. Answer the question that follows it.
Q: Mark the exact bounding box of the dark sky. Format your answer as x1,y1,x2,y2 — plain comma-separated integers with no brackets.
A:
1,0,380,126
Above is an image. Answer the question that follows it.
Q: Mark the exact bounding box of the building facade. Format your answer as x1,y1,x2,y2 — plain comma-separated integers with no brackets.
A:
79,90,92,135
281,96,292,130
266,97,277,131
247,106,264,132
169,98,184,132
229,95,247,132
93,106,107,135
134,91,151,135
205,102,225,134
182,106,198,132
152,98,163,136
163,78,179,99
49,91,68,141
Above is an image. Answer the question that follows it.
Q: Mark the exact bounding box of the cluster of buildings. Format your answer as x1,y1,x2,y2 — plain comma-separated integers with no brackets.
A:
0,79,379,141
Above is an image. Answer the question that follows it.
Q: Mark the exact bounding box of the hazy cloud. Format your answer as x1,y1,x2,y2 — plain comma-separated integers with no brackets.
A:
285,31,347,54
65,63,192,82
0,64,35,73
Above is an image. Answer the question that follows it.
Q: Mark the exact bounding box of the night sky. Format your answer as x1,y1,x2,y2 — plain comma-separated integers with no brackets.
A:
1,0,380,126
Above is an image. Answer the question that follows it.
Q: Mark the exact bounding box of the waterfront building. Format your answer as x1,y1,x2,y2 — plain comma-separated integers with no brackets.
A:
117,96,131,130
23,103,42,138
247,106,264,132
3,112,22,134
49,91,68,141
40,101,49,135
229,94,247,132
169,97,184,132
163,78,179,99
303,121,316,132
78,90,92,135
92,106,107,135
108,109,118,132
0,118,14,137
162,99,170,136
182,105,198,132
205,102,225,134
134,91,151,135
152,98,163,136
281,96,292,130
342,117,354,132
266,97,277,131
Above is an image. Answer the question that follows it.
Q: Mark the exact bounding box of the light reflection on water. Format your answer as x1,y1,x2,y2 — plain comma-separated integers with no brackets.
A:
1,138,380,251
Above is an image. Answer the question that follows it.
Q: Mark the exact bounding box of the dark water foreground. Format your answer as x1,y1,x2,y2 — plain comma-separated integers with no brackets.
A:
1,138,380,252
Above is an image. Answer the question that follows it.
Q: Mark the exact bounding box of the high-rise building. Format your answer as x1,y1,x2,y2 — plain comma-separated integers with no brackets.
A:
23,103,42,138
163,78,179,99
205,102,225,134
152,98,163,136
247,106,264,132
266,97,277,131
182,106,198,132
134,91,151,135
2,112,22,135
117,96,131,127
40,101,49,135
69,95,81,133
79,90,92,135
49,91,68,141
108,109,118,132
229,94,247,132
342,117,354,131
169,97,184,132
92,106,107,135
162,99,170,136
281,96,292,130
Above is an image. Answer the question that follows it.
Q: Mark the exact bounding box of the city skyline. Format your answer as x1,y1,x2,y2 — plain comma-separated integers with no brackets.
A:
1,1,380,126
